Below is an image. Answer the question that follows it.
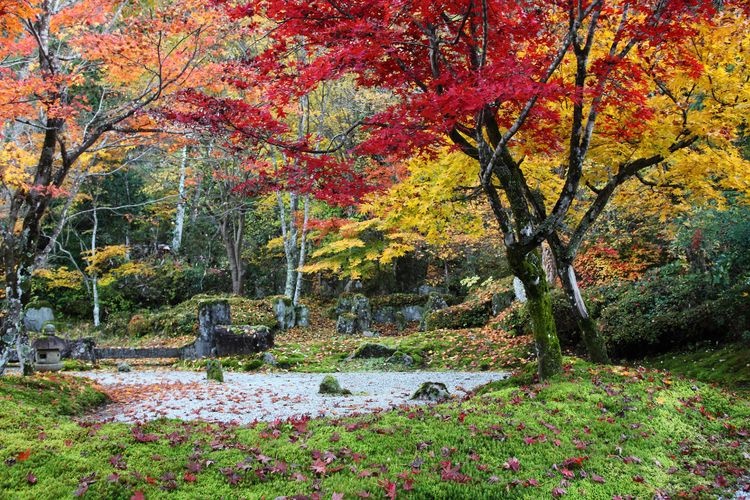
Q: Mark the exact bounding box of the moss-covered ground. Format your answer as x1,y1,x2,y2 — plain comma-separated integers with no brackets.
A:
637,342,750,392
1,359,748,499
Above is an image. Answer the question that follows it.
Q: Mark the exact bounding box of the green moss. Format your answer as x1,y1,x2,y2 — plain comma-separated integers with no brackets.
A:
318,375,351,395
2,359,748,498
370,293,426,309
639,343,750,391
106,294,279,340
206,359,224,382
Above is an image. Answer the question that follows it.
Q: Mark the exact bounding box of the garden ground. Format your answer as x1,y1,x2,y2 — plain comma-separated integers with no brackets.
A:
0,324,748,499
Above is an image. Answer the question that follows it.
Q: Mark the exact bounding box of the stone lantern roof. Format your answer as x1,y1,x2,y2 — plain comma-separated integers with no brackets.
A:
33,335,66,351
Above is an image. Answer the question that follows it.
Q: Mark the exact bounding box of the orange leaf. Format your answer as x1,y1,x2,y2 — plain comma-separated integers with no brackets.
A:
17,449,31,462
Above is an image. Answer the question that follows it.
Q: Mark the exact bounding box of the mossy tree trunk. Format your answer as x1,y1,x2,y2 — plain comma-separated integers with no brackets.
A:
547,234,609,364
508,249,563,379
559,263,609,364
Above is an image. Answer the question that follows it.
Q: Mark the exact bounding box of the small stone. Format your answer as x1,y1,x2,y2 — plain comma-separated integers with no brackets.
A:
386,353,414,366
319,375,351,395
412,382,450,401
117,362,131,373
206,359,224,382
262,352,277,366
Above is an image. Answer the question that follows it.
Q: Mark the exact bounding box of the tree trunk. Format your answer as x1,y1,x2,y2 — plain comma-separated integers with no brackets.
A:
546,233,610,364
508,249,563,380
91,201,100,328
278,191,299,298
220,211,246,296
293,195,310,306
172,145,188,253
560,264,610,363
542,243,557,288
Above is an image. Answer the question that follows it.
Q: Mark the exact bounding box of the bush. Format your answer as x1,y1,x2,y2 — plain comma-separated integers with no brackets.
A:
424,300,492,330
596,265,750,358
424,276,515,331
370,293,426,309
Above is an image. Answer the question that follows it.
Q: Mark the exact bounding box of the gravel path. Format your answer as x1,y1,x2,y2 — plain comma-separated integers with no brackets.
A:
74,370,508,424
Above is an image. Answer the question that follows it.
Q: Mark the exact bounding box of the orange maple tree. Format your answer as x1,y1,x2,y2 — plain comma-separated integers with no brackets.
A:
0,0,227,374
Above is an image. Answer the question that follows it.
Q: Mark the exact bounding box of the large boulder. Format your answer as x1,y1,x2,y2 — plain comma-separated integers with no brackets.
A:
195,300,231,357
335,294,372,335
213,325,275,356
336,313,358,335
419,293,448,330
63,338,97,362
272,297,296,330
295,305,310,327
351,343,397,359
23,307,54,332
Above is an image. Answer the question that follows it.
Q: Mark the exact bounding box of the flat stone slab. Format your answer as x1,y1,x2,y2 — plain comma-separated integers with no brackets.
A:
74,370,508,425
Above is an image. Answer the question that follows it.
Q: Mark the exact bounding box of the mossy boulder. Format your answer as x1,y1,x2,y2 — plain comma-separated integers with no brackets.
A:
206,359,224,382
411,381,450,401
352,343,397,359
335,294,372,334
119,294,280,339
386,351,414,366
319,375,351,395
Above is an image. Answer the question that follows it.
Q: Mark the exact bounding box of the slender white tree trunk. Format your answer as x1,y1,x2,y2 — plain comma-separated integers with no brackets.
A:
293,195,310,305
172,145,188,253
91,203,100,328
278,191,299,298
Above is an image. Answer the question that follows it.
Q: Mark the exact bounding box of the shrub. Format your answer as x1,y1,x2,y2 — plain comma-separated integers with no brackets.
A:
423,300,492,330
424,276,515,331
599,269,750,358
370,293,426,309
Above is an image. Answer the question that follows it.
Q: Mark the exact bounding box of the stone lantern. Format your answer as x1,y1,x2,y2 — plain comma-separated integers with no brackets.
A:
33,325,66,372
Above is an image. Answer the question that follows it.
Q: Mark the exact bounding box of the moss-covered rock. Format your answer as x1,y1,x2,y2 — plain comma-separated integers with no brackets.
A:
318,375,351,395
411,381,450,401
116,294,279,339
335,294,371,334
370,293,426,309
351,343,397,359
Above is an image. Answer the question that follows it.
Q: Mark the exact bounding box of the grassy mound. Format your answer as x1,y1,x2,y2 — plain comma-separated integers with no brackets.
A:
1,360,747,498
639,342,750,391
105,294,278,339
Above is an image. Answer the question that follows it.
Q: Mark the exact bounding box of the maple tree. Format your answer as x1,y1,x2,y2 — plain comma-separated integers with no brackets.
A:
0,0,226,375
220,0,750,378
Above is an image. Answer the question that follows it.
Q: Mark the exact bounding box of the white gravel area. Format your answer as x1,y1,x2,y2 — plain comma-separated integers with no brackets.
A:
74,370,508,424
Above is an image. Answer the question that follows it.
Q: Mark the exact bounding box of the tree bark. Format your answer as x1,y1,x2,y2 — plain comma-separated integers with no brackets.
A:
220,211,246,296
91,201,100,328
559,264,610,364
508,249,563,380
172,145,188,253
293,195,310,305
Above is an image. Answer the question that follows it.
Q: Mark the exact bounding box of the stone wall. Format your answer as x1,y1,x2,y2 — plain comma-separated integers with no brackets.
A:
94,347,184,359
